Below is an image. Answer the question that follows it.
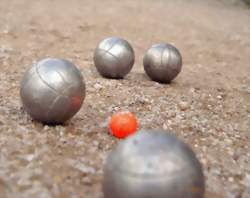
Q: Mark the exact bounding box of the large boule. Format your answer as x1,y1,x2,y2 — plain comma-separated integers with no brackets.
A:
103,129,205,198
94,37,135,79
20,58,85,124
143,43,182,83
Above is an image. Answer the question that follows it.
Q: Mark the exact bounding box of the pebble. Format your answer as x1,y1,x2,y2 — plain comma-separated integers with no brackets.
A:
93,83,103,90
178,100,190,111
228,177,234,182
67,159,96,174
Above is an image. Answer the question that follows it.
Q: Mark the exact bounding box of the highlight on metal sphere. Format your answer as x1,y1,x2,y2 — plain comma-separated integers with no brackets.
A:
103,129,205,198
94,37,135,79
143,43,182,83
20,58,86,124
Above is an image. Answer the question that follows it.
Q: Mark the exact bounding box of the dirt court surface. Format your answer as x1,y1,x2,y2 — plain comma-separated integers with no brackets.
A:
0,0,250,197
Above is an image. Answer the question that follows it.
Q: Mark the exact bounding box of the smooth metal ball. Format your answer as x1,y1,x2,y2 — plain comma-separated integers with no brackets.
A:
94,37,135,79
103,129,205,198
143,43,182,83
20,58,86,124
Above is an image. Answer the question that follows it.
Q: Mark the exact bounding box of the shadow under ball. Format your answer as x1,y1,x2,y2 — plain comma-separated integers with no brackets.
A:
20,58,86,124
94,37,135,79
103,129,205,198
143,43,182,83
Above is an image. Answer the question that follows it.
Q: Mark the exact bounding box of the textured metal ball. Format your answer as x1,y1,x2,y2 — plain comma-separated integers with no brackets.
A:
20,58,86,124
143,43,182,83
94,37,135,79
103,129,205,198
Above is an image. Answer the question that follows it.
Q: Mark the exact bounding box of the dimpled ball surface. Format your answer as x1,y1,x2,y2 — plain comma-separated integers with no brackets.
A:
20,58,86,124
143,43,182,83
103,129,205,198
94,37,135,79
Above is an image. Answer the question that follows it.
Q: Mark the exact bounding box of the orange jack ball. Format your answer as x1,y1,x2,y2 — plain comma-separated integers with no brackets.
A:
109,111,138,139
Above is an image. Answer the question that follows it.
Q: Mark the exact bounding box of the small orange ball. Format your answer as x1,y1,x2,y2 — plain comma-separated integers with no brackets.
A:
109,111,138,139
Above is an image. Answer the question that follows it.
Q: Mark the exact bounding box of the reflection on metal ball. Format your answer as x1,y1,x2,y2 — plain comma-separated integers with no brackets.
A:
143,43,182,83
94,37,135,79
103,129,205,198
20,58,85,124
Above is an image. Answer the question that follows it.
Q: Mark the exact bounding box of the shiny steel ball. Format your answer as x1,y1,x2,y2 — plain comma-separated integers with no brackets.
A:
20,58,86,124
143,43,182,83
103,129,205,198
94,37,135,79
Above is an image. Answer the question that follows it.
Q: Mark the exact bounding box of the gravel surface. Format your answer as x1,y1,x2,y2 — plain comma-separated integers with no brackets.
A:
0,0,250,197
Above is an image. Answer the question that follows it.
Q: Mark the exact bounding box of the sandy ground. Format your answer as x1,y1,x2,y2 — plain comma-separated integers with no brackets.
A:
0,0,250,197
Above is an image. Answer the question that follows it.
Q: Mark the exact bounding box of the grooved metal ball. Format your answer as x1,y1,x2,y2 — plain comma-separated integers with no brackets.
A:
143,43,182,83
94,37,135,79
20,58,86,124
103,130,205,198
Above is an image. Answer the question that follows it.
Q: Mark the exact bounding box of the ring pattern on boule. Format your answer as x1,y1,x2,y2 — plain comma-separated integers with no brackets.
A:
20,58,86,124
